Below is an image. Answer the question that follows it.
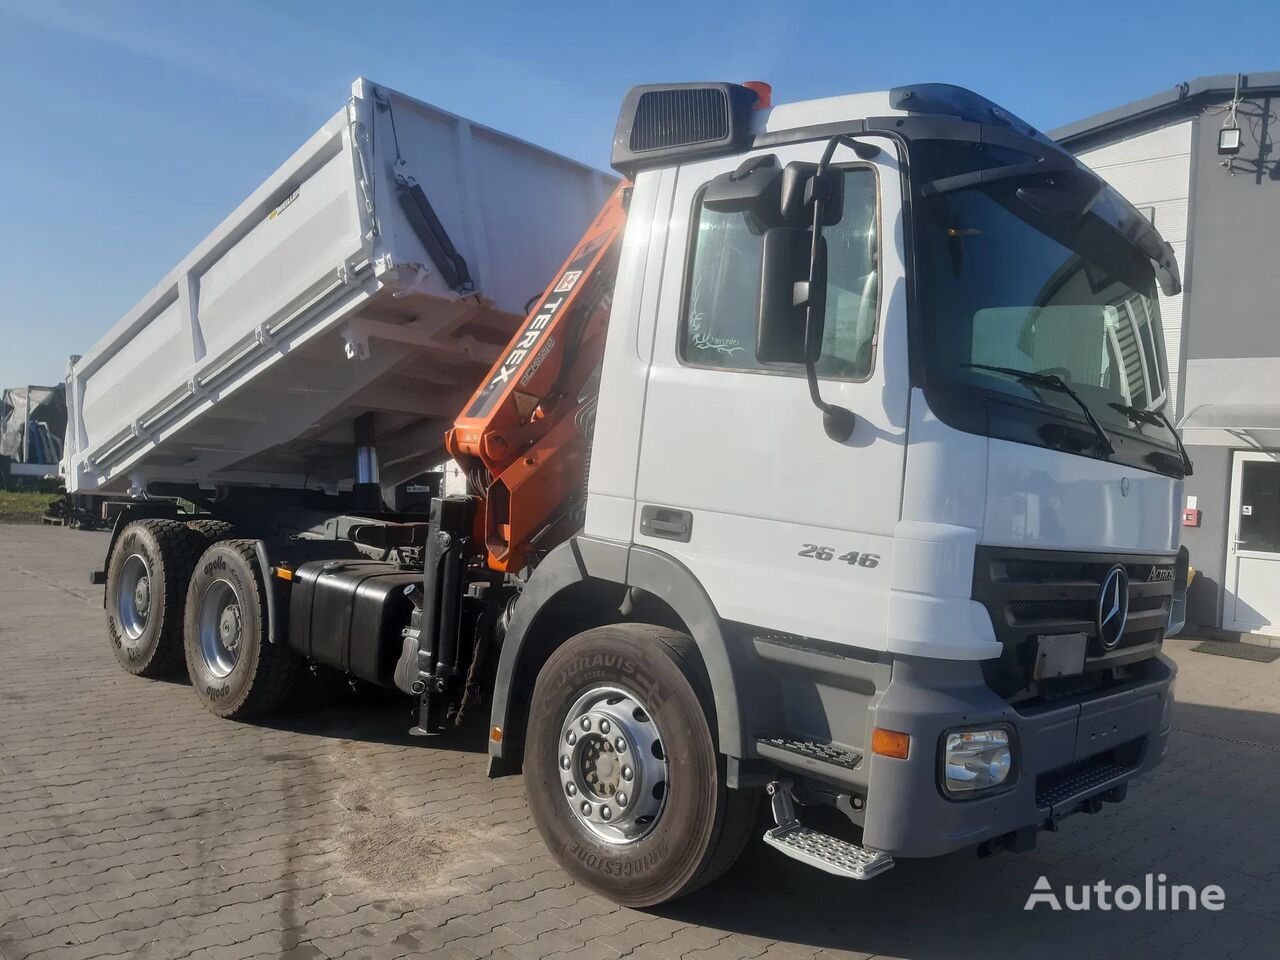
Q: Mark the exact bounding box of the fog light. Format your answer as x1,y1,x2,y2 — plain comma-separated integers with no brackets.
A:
943,728,1012,795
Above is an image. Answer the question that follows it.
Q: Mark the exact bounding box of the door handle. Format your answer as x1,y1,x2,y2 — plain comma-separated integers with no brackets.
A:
640,505,693,542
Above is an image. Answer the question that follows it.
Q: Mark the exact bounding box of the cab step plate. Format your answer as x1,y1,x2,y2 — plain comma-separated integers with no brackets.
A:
762,823,894,880
756,737,863,770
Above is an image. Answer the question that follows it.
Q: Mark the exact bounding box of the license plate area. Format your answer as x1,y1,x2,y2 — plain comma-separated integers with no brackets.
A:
1033,632,1087,681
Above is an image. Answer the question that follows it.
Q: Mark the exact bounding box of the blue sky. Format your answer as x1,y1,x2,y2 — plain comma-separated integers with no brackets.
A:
1,0,1276,390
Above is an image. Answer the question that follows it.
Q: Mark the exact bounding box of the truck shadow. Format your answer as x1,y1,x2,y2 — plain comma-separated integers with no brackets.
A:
247,676,493,753
659,698,1280,958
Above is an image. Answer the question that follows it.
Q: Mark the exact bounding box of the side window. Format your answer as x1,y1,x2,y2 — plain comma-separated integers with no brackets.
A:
681,166,879,379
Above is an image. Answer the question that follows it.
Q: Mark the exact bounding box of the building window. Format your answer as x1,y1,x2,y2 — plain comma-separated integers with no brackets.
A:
681,166,880,379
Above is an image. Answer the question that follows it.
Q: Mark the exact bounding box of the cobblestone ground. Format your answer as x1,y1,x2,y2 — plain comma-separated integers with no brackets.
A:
2,523,1278,960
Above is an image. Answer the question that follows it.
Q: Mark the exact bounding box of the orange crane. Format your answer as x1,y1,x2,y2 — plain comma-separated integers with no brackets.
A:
446,184,628,573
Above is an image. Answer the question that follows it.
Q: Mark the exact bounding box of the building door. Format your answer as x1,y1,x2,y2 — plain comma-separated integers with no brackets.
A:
1225,450,1280,634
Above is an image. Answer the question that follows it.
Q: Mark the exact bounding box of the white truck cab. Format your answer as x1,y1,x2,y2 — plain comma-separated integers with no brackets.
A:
492,82,1184,892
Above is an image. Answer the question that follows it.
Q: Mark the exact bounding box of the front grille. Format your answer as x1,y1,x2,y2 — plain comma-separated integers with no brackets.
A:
1004,558,1090,581
1009,598,1094,622
974,546,1175,697
1035,739,1144,808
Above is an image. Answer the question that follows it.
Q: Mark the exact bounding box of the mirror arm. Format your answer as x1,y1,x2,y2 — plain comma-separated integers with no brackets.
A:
801,138,858,443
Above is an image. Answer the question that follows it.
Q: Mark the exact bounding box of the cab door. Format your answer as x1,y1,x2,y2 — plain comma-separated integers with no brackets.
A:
633,138,909,650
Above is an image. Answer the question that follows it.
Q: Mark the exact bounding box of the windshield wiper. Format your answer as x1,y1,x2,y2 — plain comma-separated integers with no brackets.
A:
962,363,1115,456
1108,402,1194,476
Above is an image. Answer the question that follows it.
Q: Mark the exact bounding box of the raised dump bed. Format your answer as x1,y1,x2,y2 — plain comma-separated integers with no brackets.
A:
65,77,615,495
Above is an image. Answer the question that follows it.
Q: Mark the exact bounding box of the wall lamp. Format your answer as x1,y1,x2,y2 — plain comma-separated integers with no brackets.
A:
1219,73,1245,175
1218,125,1242,156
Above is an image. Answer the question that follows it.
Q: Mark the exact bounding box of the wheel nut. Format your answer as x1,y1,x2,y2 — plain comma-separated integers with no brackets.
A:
580,717,591,731
600,719,611,734
560,755,571,770
617,792,627,807
566,731,576,746
581,802,592,816
566,783,577,797
621,765,633,781
601,806,612,821
615,737,626,752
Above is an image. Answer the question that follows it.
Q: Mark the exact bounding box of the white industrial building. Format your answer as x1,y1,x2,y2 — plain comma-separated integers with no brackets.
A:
1056,71,1280,639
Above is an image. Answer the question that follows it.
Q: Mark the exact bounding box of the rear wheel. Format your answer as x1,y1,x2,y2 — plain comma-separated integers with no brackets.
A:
186,518,237,542
105,519,203,677
524,624,758,906
183,540,299,718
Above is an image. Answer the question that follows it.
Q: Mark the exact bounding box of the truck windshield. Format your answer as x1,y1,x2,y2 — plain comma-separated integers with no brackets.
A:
913,144,1175,461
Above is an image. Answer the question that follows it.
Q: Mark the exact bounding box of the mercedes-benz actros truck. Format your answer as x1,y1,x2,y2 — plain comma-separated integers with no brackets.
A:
71,78,1189,906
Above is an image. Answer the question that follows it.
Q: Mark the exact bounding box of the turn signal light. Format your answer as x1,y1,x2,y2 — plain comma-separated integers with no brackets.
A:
872,727,910,760
743,80,772,109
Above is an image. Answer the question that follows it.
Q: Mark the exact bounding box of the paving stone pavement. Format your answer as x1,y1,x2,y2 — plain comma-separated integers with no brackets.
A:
2,523,1278,960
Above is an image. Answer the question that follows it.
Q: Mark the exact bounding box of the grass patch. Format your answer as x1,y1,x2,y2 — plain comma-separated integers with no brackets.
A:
0,490,59,523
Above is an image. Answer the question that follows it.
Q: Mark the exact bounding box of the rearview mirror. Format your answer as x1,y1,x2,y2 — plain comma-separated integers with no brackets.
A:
780,163,844,226
703,155,784,229
757,227,826,364
1014,184,1086,218
755,134,860,443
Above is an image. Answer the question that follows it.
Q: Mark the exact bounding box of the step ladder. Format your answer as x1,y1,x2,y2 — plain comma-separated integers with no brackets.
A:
762,781,894,881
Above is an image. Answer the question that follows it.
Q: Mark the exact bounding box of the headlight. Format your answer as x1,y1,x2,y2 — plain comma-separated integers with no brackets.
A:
943,728,1012,795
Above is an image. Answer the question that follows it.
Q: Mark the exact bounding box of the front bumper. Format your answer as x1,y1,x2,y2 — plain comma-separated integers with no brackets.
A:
861,653,1175,858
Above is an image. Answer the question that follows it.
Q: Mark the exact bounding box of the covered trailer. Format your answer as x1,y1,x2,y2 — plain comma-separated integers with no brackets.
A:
65,77,614,500
1,384,66,482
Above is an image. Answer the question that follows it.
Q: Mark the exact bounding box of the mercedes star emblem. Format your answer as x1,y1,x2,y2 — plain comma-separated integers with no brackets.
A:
1097,564,1130,650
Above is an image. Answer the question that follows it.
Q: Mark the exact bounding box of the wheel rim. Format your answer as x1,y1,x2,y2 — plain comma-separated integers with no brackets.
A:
198,579,244,678
558,685,668,846
117,553,153,642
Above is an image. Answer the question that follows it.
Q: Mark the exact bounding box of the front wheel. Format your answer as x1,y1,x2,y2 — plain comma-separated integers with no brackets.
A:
524,624,757,906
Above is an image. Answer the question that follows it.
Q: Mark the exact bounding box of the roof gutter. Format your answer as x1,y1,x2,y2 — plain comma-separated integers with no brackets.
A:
1052,71,1280,147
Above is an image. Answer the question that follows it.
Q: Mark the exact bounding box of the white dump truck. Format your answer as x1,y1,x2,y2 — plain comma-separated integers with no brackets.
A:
73,78,1189,906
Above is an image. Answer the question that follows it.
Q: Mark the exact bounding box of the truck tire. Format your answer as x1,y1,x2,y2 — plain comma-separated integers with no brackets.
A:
186,519,237,542
183,539,299,719
106,518,203,678
524,624,758,906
